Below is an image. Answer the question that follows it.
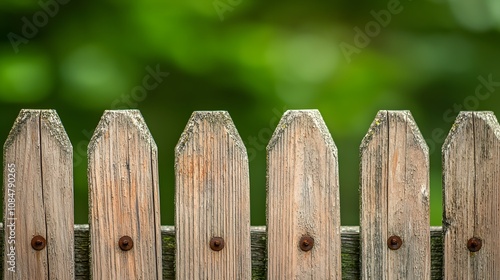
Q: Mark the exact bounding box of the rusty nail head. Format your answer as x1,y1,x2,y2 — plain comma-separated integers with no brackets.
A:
31,235,46,251
210,237,224,251
299,236,314,251
467,237,482,252
387,235,402,250
119,236,134,251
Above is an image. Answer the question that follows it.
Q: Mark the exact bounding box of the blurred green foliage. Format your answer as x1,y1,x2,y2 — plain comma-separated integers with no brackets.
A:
1,0,500,226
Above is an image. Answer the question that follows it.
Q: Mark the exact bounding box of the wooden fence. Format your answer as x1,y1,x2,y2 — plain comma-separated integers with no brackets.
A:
1,109,499,279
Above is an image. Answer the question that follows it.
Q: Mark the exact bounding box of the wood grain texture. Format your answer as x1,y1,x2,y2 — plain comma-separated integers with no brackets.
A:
267,110,341,279
442,111,500,279
3,110,74,280
360,110,430,279
175,111,251,279
88,110,161,279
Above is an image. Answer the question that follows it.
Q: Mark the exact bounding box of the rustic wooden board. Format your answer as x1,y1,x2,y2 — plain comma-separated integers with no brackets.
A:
442,111,500,279
266,110,341,279
3,110,74,279
88,110,162,279
175,111,251,279
360,110,430,279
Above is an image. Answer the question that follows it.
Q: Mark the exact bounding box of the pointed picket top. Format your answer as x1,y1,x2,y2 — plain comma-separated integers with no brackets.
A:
267,110,341,279
443,111,500,152
89,110,157,155
361,110,428,155
88,110,161,279
3,109,74,280
360,110,430,279
40,110,73,153
4,110,71,153
401,110,429,154
4,109,35,151
175,111,246,157
442,111,500,279
360,110,388,154
267,109,337,153
175,111,251,279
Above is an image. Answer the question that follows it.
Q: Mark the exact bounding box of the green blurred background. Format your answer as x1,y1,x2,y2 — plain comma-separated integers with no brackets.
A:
1,0,500,226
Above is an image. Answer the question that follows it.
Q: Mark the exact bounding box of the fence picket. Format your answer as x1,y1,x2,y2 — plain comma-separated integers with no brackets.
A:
266,110,341,279
175,111,251,279
443,112,500,279
3,110,74,279
360,110,430,279
88,110,162,279
3,108,500,279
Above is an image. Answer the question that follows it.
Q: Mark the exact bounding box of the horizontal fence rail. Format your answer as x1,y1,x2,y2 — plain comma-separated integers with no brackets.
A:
0,225,444,279
2,109,499,279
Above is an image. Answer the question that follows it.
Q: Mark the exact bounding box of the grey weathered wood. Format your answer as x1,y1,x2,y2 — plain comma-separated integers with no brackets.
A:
175,111,251,279
442,111,500,279
88,110,162,279
267,110,341,279
3,110,74,280
360,110,430,279
0,225,444,279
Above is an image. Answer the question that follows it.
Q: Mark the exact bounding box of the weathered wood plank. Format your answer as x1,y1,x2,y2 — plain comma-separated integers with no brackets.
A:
175,111,251,279
360,111,389,278
267,110,341,279
443,111,500,279
88,110,162,279
39,111,75,280
3,110,74,279
360,110,430,279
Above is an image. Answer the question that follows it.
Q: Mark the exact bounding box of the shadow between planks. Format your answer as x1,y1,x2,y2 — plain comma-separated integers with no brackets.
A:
0,225,443,279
